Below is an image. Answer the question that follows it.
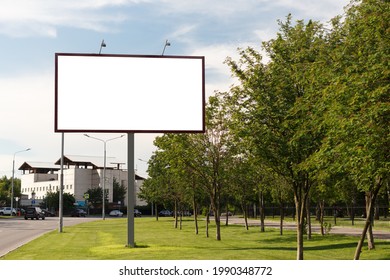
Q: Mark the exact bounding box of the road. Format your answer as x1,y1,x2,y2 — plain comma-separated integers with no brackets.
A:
0,216,99,257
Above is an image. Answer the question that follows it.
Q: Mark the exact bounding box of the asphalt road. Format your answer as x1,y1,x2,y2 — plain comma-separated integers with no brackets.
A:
0,216,99,257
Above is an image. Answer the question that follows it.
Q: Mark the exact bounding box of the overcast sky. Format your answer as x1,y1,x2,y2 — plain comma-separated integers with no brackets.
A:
0,0,350,179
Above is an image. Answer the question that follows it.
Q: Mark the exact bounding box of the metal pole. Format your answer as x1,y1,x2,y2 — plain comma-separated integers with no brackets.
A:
103,142,106,220
127,133,135,247
84,134,124,220
59,133,64,233
11,157,15,214
11,148,30,215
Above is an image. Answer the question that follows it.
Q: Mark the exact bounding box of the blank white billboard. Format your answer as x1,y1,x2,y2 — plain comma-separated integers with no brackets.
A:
55,53,205,133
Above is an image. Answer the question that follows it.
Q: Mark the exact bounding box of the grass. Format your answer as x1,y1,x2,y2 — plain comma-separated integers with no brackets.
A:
263,216,390,231
2,217,389,260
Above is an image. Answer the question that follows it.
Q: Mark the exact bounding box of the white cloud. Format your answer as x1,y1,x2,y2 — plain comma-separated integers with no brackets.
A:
0,0,350,38
158,0,269,18
169,24,198,43
0,0,139,37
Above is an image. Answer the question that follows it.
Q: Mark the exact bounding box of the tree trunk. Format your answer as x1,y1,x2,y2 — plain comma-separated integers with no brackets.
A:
259,190,265,232
294,177,310,260
306,195,312,240
214,212,221,241
374,199,380,220
209,181,221,241
384,183,389,218
241,202,249,230
354,177,382,260
174,200,178,229
319,200,325,236
365,193,375,249
279,201,284,235
225,204,229,226
210,197,221,240
206,205,210,238
193,198,198,235
179,210,183,230
155,203,158,221
254,203,257,219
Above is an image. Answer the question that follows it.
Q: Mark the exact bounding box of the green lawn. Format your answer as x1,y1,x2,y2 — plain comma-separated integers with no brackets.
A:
263,216,390,231
2,217,389,260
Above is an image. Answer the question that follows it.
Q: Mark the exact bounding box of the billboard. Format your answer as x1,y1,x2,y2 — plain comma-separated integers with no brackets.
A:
55,53,205,133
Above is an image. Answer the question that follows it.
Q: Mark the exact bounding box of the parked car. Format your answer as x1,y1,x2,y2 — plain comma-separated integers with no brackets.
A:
109,210,123,217
221,211,233,217
158,210,172,217
134,209,142,217
0,207,17,216
71,208,87,217
182,211,192,216
174,210,192,217
24,207,45,220
42,209,55,217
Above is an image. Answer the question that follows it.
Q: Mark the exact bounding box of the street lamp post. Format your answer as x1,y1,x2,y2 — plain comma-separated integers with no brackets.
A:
11,148,31,215
84,134,124,220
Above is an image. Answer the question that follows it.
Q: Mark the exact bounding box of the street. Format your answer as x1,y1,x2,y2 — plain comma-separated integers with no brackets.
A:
0,216,99,257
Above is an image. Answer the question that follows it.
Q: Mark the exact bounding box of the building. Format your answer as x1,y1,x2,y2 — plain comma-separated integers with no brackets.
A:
19,155,146,207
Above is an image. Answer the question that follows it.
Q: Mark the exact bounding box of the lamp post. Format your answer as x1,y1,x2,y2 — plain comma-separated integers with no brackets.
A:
162,39,171,55
11,148,31,215
84,134,124,220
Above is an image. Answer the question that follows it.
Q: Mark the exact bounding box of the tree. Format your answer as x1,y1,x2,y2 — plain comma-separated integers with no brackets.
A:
314,0,389,259
112,177,126,204
43,191,75,214
184,94,233,240
0,176,22,206
147,93,234,240
226,17,329,259
86,187,108,209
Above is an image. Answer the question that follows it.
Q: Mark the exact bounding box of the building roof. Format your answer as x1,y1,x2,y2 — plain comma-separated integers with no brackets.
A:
18,156,146,180
19,162,60,173
54,155,118,169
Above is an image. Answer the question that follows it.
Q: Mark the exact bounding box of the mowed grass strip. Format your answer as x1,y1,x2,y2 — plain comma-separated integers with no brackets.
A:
2,217,389,260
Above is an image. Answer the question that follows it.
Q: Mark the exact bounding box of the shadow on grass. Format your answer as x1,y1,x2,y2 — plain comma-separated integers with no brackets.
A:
304,242,357,251
224,246,296,251
125,244,150,249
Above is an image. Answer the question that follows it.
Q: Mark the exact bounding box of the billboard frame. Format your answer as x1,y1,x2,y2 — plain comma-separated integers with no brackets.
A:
54,53,205,134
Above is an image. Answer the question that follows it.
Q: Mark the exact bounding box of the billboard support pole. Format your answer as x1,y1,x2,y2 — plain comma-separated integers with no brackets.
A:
59,132,64,233
127,133,135,247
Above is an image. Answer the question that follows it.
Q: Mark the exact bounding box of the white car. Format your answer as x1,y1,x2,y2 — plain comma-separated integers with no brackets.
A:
109,210,123,217
0,207,17,216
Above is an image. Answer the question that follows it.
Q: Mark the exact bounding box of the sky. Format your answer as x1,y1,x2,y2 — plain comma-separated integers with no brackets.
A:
0,0,350,179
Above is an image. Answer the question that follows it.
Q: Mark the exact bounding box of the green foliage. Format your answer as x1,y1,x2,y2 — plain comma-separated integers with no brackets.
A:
112,178,126,204
43,191,75,213
86,187,108,208
0,176,21,206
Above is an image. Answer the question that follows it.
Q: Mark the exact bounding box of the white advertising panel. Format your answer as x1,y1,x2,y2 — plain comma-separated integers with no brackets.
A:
55,53,205,133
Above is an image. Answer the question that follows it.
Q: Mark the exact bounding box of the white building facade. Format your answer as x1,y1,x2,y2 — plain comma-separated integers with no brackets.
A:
19,155,146,207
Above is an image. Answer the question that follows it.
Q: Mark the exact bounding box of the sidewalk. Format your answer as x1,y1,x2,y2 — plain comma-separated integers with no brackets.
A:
227,217,390,240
